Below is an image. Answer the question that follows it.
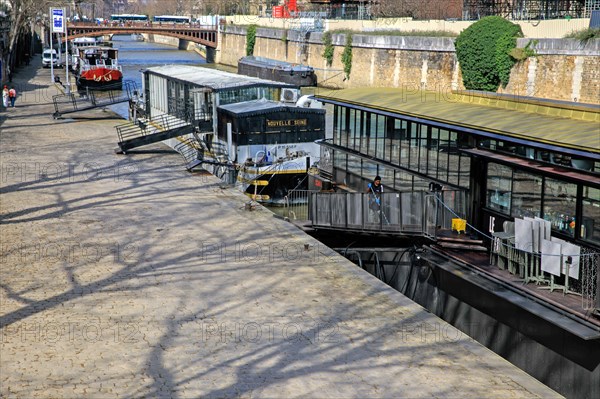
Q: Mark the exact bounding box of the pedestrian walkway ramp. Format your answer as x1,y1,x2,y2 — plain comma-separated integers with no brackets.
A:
174,136,207,171
285,189,470,241
52,80,137,119
115,113,196,153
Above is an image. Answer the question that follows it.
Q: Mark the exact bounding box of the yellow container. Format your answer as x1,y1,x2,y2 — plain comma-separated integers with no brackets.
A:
452,218,467,234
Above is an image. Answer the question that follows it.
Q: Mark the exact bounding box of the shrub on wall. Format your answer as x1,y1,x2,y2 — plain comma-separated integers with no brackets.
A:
246,24,257,56
322,31,334,66
341,33,353,80
455,16,523,91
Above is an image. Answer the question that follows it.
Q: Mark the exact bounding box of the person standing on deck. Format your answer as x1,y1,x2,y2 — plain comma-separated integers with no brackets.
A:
366,175,383,223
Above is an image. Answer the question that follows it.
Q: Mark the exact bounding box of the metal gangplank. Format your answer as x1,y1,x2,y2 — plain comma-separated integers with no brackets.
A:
115,113,196,154
300,190,468,240
52,80,137,119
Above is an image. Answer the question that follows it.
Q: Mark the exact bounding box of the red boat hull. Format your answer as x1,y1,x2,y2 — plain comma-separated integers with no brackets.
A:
77,68,123,90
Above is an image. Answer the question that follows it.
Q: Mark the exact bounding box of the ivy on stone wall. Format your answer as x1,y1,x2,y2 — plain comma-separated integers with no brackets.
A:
246,25,257,56
341,34,353,80
455,16,523,91
322,31,334,67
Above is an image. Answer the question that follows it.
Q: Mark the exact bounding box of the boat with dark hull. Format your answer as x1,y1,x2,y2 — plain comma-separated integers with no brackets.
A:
238,56,317,87
74,46,123,91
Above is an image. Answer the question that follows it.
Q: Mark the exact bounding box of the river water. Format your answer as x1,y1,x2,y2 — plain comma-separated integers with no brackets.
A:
107,34,231,119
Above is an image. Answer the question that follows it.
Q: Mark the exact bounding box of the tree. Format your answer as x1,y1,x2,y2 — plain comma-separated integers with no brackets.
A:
1,1,75,83
455,16,523,91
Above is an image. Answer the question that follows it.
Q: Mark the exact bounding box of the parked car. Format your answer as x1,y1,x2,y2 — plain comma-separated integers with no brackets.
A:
42,49,62,68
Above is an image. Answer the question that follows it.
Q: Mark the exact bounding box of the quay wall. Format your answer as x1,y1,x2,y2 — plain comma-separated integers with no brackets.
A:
217,25,600,104
221,16,591,39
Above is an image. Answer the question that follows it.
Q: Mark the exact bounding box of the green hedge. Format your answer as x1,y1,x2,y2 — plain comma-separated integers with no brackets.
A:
455,16,523,91
246,25,257,56
322,31,334,67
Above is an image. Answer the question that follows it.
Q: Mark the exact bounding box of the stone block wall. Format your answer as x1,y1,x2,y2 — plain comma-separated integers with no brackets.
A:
216,26,600,104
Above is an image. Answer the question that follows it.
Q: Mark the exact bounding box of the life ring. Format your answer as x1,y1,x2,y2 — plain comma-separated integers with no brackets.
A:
104,74,112,82
93,74,102,82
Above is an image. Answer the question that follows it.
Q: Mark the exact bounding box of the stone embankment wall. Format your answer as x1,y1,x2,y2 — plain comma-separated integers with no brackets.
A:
217,26,600,104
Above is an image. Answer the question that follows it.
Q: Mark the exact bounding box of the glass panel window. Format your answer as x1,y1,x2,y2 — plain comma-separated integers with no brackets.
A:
340,108,349,148
447,131,459,186
366,113,377,157
374,115,386,160
394,170,413,192
333,106,340,145
400,121,411,169
543,177,577,236
428,127,440,179
436,129,450,182
418,124,428,174
486,162,512,214
347,108,357,150
581,187,600,244
458,155,471,189
511,170,542,218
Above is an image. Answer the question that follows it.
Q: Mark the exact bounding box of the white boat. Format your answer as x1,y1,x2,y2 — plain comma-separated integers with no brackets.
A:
138,65,326,204
73,46,123,91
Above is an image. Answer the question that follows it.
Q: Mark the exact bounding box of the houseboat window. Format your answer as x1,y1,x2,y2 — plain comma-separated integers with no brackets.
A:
348,108,358,150
428,127,440,179
399,121,412,169
333,151,347,181
435,128,449,182
486,162,512,214
219,87,260,105
458,154,471,189
379,165,393,190
167,81,187,119
447,131,460,186
388,118,403,165
511,170,542,218
346,154,363,188
417,124,429,175
394,169,413,192
374,115,386,160
362,159,378,182
581,187,600,244
364,113,374,157
358,111,367,153
343,108,352,149
333,106,341,145
543,177,577,237
339,107,350,148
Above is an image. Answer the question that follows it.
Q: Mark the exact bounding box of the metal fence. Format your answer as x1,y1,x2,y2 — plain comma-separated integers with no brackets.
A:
283,189,312,221
283,189,466,238
308,191,467,238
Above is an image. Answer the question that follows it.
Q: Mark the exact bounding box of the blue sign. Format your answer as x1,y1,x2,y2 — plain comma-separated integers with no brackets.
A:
52,8,64,33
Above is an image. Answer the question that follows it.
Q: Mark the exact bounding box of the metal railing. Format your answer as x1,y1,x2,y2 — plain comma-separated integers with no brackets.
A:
283,189,313,220
306,190,467,238
115,113,192,143
52,80,137,118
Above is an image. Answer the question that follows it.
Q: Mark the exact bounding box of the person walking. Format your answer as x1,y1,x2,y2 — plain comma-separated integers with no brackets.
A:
8,86,17,107
2,85,8,108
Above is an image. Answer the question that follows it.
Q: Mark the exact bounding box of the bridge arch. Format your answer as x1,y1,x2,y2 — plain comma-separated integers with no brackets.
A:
66,24,218,49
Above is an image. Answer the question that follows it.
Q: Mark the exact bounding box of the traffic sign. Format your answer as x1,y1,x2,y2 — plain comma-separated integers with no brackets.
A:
52,8,65,33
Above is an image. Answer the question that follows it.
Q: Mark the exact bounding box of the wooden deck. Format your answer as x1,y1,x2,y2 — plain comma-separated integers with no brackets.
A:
432,229,600,329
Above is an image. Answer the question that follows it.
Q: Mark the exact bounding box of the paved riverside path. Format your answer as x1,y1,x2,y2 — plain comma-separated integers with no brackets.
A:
0,61,562,399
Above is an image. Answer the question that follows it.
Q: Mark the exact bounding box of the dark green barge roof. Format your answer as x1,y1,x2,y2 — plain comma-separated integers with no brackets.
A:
314,88,600,156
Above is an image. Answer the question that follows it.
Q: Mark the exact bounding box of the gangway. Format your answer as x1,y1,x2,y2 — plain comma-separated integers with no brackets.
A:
305,190,469,240
52,80,137,119
114,113,196,154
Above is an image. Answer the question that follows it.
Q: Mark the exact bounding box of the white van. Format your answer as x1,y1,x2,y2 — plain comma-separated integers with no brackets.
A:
42,49,62,68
